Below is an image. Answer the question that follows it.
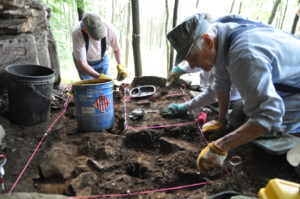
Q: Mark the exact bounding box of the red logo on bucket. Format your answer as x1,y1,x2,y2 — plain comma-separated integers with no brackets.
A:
93,94,110,112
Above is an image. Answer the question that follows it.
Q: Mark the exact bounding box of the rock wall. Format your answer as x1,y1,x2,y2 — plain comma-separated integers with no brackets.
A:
0,192,70,199
0,0,60,88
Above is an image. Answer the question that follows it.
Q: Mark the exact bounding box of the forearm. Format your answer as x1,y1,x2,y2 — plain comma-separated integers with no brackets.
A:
113,50,121,65
77,60,100,78
185,89,217,110
215,122,267,150
216,91,230,120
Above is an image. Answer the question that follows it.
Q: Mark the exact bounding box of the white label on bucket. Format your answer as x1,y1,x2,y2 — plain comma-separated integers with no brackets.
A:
81,107,96,115
79,95,92,102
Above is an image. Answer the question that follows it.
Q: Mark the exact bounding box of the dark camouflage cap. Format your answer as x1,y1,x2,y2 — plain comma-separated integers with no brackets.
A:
82,12,107,40
167,13,210,65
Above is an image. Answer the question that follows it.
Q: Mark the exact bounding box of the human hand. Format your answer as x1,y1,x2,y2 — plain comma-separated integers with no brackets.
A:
202,120,227,141
166,65,185,86
161,103,187,117
197,141,227,171
117,64,128,81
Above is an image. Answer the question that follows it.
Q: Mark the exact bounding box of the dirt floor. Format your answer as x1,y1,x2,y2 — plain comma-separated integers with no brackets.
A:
0,76,299,198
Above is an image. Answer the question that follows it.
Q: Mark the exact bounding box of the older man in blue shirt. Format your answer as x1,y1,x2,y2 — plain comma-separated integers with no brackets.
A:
167,13,300,171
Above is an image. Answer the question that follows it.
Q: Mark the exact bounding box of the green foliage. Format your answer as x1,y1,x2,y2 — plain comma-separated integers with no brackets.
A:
42,0,79,82
76,0,85,9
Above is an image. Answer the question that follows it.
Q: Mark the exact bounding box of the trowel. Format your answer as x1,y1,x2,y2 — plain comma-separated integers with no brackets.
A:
165,76,175,87
129,108,160,120
144,109,160,113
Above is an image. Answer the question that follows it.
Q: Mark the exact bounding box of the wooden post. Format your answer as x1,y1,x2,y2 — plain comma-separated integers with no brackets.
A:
169,0,179,72
131,0,142,77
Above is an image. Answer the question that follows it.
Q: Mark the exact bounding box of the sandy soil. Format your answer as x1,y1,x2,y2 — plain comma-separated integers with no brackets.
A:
0,76,299,198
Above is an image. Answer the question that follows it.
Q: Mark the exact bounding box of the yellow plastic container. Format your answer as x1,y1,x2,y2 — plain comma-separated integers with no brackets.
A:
258,178,300,199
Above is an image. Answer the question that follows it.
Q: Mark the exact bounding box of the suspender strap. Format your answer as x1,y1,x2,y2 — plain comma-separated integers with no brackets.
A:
80,22,107,58
274,83,300,93
101,37,107,58
219,17,300,93
222,17,299,50
219,18,272,51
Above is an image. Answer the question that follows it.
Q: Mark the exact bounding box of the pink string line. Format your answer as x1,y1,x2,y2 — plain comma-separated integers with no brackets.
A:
181,89,235,176
9,95,73,193
123,89,128,129
180,91,234,176
182,91,235,177
124,93,183,100
72,86,230,199
124,87,208,143
72,180,216,198
7,87,230,197
181,93,209,145
125,86,231,174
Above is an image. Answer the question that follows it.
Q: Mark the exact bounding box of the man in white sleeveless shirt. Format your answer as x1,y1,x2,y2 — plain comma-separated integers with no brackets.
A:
72,12,127,80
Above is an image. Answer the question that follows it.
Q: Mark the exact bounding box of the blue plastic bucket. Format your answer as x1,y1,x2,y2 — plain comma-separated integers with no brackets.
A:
73,81,114,132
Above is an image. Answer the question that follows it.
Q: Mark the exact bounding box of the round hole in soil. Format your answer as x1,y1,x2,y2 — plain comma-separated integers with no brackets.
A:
126,163,148,179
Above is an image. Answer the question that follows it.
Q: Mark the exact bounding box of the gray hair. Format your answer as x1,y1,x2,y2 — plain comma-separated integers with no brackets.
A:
188,23,219,56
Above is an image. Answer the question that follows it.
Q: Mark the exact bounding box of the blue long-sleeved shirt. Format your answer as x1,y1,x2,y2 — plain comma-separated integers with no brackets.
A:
212,20,300,132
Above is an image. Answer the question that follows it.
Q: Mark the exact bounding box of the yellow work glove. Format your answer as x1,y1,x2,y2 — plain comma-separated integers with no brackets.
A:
202,119,227,141
72,73,112,86
98,73,112,81
117,64,128,81
197,141,227,171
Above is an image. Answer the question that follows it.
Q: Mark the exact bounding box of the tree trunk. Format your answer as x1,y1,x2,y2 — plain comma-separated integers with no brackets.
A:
149,18,153,50
76,0,85,21
131,0,142,77
268,0,281,25
280,0,288,29
119,4,127,49
68,2,72,51
125,0,131,68
109,0,116,60
72,0,77,25
238,0,242,14
230,0,235,14
195,0,200,8
169,0,179,72
255,1,264,21
111,0,115,24
165,0,170,71
275,5,282,28
159,19,164,48
291,0,300,34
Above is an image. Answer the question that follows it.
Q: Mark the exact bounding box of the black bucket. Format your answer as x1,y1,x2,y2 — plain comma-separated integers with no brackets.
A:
5,64,55,125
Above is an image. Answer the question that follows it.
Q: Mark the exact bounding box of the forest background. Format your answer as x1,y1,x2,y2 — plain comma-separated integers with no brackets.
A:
42,0,300,84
